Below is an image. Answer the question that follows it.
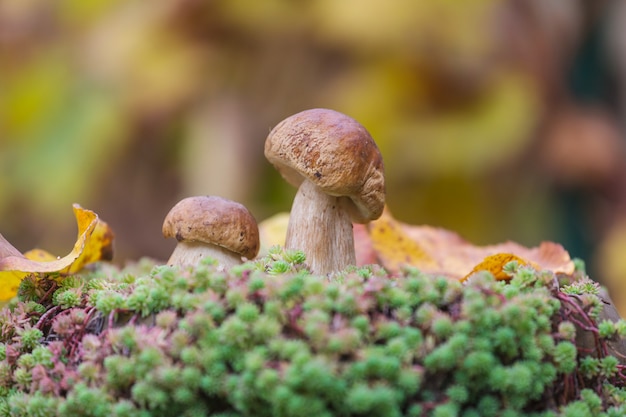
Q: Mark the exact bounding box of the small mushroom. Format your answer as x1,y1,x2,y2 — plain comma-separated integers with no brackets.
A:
162,196,260,268
265,108,385,274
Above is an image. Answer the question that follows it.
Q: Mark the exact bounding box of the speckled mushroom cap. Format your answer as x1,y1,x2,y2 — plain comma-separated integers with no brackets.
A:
162,196,260,260
264,108,385,223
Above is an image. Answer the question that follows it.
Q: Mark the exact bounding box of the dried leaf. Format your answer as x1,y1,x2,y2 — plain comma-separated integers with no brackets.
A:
0,204,114,301
358,207,575,279
22,249,58,262
0,271,23,302
354,223,377,266
65,212,114,273
366,208,437,272
0,234,23,259
460,253,535,282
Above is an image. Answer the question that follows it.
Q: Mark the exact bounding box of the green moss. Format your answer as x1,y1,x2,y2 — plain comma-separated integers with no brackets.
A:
0,250,623,416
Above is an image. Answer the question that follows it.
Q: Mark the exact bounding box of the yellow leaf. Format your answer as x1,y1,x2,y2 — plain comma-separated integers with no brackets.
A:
367,208,437,273
23,249,58,262
65,212,114,274
461,253,535,282
0,204,114,301
0,249,60,302
0,272,23,302
0,205,96,273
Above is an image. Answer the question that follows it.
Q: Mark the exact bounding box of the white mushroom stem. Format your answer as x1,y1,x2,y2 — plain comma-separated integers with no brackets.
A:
285,179,355,275
167,241,243,269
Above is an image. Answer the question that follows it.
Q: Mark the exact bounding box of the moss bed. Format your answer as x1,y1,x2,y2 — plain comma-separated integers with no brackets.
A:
0,248,624,417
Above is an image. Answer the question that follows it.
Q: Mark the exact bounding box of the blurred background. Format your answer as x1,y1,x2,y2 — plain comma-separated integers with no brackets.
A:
1,1,626,308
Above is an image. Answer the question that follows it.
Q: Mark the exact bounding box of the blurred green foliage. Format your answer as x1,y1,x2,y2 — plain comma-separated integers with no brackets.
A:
0,0,624,288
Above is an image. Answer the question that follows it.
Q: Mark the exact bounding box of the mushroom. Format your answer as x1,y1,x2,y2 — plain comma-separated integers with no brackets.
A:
162,196,260,268
264,108,385,274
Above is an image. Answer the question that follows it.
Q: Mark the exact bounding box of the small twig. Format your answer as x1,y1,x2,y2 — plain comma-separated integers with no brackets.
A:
108,309,117,330
564,312,599,334
35,306,61,330
37,280,60,304
558,293,596,328
127,314,138,326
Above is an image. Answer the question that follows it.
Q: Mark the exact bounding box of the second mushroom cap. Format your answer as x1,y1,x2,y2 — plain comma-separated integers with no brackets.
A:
162,195,260,265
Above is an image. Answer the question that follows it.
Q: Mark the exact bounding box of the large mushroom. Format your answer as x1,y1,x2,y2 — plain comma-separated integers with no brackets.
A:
265,108,385,274
162,196,260,268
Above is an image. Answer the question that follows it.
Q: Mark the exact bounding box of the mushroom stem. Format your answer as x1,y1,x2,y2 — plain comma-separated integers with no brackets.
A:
167,241,242,269
285,179,355,274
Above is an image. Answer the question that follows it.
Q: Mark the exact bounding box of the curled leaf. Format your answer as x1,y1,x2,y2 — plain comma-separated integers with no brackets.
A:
65,211,114,274
0,234,23,259
0,204,114,301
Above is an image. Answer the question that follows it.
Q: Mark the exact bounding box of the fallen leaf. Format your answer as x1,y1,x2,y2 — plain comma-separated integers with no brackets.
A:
20,217,114,275
460,253,535,282
0,204,114,301
0,234,23,259
367,207,437,272
0,271,23,302
354,223,377,266
22,249,57,262
65,212,114,273
357,207,575,279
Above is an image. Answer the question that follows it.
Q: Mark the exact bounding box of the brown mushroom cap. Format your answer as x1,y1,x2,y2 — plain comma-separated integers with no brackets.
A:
264,108,385,223
162,196,260,260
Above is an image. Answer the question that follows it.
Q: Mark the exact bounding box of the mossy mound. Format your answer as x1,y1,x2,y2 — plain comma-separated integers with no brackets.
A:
0,249,624,417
